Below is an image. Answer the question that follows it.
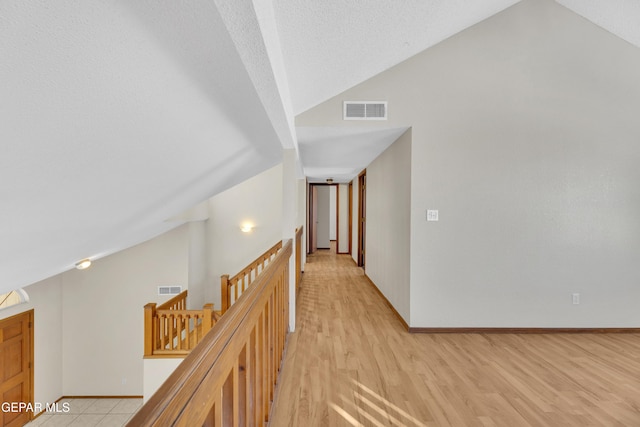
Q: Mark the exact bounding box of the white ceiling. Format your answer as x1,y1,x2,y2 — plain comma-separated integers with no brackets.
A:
2,0,639,291
273,0,522,115
0,0,285,290
298,127,409,183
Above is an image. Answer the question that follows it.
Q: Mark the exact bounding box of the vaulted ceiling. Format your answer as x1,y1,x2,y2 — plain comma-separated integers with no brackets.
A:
1,0,639,291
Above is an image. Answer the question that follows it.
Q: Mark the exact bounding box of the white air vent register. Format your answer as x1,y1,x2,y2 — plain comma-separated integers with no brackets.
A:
343,101,387,120
158,286,182,296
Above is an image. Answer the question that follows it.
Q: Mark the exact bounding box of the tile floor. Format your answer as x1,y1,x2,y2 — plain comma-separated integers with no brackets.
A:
25,398,141,427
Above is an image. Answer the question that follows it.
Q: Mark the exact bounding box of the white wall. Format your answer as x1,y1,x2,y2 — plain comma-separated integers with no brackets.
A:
143,358,184,403
206,163,284,308
297,0,640,328
315,186,331,249
297,179,307,269
364,131,412,322
329,185,337,240
351,177,360,264
0,163,286,401
0,276,63,409
62,225,189,395
337,184,350,254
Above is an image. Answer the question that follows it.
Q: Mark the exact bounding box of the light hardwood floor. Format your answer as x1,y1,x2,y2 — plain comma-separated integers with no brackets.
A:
270,248,640,426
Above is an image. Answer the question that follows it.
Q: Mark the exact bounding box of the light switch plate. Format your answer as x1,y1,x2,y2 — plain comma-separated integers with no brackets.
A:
427,210,439,221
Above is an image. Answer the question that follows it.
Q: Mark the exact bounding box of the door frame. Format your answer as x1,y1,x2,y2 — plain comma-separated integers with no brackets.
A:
307,183,318,254
348,182,353,256
357,170,366,267
308,183,339,253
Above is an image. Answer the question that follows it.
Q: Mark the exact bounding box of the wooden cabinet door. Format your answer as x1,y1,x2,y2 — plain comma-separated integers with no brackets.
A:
0,310,33,427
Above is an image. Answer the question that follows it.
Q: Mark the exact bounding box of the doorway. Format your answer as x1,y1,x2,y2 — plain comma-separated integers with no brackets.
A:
309,184,334,251
309,183,353,254
0,310,33,427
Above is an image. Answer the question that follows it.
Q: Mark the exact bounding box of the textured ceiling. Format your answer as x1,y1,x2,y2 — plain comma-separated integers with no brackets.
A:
273,0,522,115
2,0,640,292
0,0,285,291
555,0,640,48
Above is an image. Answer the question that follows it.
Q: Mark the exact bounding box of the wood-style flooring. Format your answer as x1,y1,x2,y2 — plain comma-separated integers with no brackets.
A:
269,247,640,426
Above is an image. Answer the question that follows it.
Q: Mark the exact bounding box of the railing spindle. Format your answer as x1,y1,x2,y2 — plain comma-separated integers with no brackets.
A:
220,241,283,315
222,370,234,426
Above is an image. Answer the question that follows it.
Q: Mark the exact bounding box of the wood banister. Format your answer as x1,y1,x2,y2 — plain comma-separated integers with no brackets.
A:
145,299,221,357
144,303,157,357
202,303,214,332
221,274,230,314
157,289,188,310
220,240,284,315
130,239,293,427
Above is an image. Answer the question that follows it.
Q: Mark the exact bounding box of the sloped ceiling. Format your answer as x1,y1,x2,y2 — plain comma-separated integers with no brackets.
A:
2,0,639,292
298,127,409,183
274,0,522,115
556,0,640,48
0,0,286,291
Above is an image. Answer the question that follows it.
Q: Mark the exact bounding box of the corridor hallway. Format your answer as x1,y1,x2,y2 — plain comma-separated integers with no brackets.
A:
269,247,640,426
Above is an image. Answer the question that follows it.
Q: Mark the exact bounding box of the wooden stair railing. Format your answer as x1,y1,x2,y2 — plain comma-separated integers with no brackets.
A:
129,239,292,427
220,240,283,314
144,290,220,357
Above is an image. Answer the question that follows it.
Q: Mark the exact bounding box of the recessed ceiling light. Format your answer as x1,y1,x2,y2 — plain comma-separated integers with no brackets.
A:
75,259,92,270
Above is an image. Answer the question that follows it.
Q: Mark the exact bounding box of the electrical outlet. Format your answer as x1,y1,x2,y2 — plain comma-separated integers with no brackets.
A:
427,210,439,221
572,293,580,305
121,378,127,385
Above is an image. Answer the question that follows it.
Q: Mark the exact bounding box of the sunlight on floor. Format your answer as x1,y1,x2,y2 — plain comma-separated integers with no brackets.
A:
329,402,364,427
352,379,428,427
327,379,430,427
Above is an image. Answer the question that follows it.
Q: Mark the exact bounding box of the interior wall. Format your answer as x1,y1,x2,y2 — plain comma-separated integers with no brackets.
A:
143,358,183,403
315,186,331,249
297,0,640,328
364,130,412,322
338,184,350,253
0,276,63,408
206,163,284,308
329,185,337,240
62,225,189,395
297,179,307,268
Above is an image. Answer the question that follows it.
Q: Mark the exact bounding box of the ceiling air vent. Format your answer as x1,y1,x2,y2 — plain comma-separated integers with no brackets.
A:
343,101,387,120
158,285,182,296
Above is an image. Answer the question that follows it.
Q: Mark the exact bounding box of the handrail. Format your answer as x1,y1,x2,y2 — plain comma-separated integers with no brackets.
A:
144,301,218,357
220,240,283,314
295,226,303,295
157,290,188,310
129,239,292,426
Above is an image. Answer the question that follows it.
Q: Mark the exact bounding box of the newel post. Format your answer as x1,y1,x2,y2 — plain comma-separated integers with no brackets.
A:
202,303,214,333
221,274,230,314
144,303,157,357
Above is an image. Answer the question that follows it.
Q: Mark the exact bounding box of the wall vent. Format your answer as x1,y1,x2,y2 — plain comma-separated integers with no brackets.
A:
158,286,182,296
343,101,387,120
